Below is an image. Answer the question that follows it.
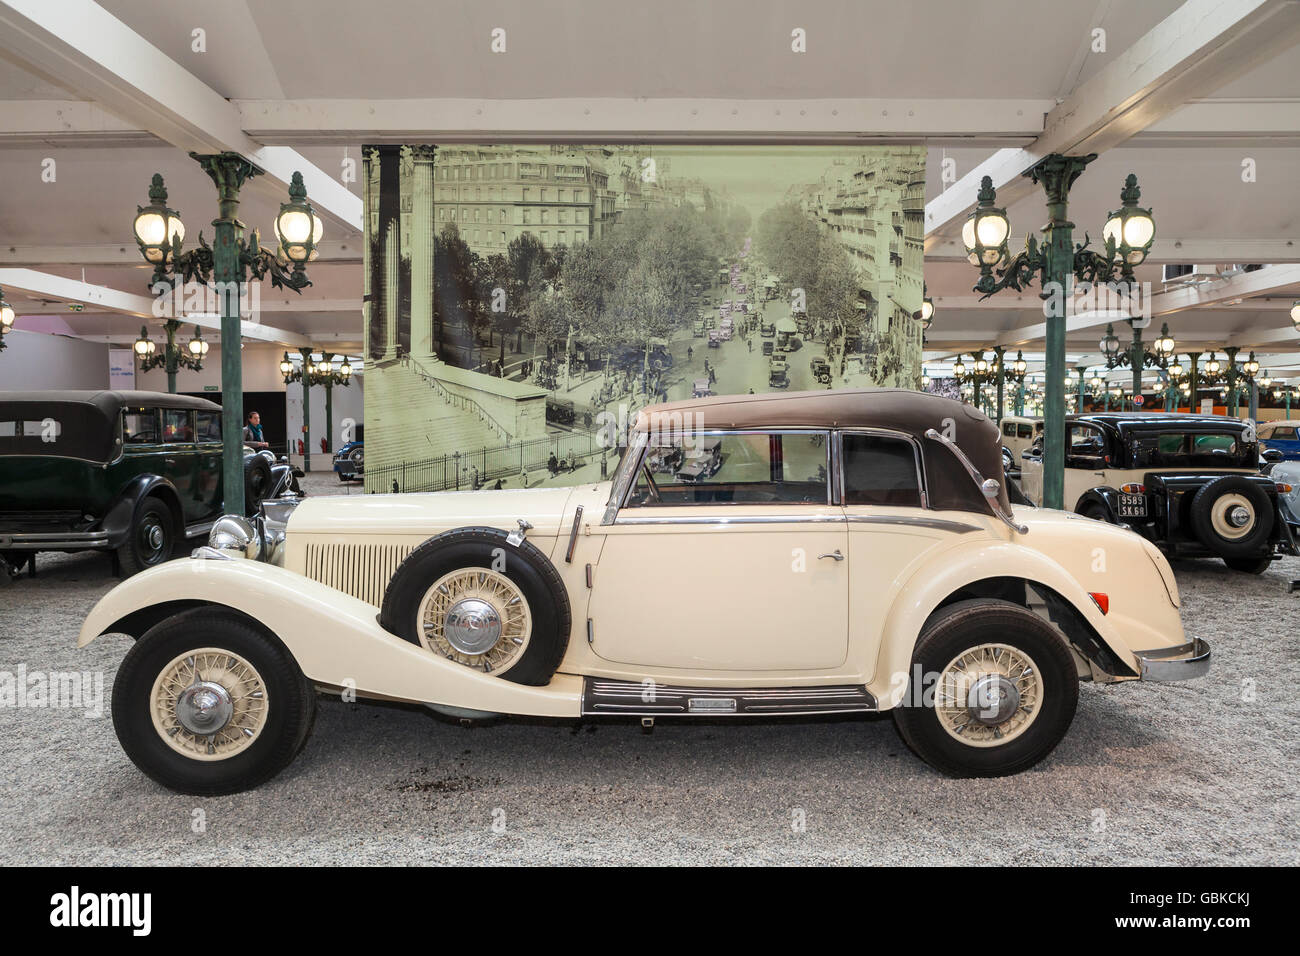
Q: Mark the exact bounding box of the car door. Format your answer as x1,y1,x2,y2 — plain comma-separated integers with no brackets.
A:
588,429,848,672
194,410,224,519
160,408,201,522
838,430,971,682
1061,422,1109,509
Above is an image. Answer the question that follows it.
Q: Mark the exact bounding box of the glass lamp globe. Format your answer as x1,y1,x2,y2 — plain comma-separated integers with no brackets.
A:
279,352,294,376
952,360,966,377
339,359,353,379
1206,355,1221,375
0,303,14,330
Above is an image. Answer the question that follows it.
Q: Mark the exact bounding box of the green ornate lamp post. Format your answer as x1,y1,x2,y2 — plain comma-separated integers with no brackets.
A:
1099,321,1175,408
963,166,1155,508
0,285,15,352
134,320,208,393
1000,348,1028,420
132,158,321,517
281,350,353,470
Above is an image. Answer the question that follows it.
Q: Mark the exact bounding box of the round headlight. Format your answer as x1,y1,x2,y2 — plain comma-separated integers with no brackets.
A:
209,515,260,559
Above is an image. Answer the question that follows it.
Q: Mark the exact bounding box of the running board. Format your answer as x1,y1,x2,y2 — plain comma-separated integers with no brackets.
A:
581,677,876,717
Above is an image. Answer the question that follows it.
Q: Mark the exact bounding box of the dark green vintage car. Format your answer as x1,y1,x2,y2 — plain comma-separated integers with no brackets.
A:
0,390,278,576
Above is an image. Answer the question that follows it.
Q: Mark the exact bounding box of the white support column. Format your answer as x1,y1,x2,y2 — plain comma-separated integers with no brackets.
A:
410,146,437,363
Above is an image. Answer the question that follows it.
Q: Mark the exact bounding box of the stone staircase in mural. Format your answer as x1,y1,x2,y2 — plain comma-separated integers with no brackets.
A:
364,356,511,481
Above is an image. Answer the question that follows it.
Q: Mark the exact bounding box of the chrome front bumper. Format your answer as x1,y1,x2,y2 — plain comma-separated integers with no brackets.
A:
1132,639,1211,681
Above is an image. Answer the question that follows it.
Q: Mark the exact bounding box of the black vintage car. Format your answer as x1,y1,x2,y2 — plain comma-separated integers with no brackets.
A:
0,390,295,576
1020,413,1298,573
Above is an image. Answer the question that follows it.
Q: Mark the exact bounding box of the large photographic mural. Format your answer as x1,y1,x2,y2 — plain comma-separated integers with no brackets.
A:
361,144,926,493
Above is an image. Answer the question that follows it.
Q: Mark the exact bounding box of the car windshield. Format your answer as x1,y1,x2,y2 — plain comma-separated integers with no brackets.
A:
1128,430,1253,468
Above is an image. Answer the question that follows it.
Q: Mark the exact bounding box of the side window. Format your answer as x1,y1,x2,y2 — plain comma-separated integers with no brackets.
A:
122,409,159,445
1068,425,1106,462
196,411,222,443
1002,422,1016,438
1272,427,1296,441
162,409,193,443
625,431,829,506
1018,423,1034,439
841,433,921,507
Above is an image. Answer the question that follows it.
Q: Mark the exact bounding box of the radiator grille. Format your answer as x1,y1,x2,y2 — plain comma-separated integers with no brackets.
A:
302,541,414,608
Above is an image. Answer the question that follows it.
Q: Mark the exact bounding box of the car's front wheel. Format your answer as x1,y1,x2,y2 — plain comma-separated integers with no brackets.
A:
111,608,316,795
893,598,1079,777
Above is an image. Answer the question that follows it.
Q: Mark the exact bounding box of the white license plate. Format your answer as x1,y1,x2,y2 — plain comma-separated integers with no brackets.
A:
1118,493,1147,518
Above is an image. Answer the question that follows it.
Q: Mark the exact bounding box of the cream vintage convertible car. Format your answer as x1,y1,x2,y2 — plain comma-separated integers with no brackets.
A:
80,389,1208,795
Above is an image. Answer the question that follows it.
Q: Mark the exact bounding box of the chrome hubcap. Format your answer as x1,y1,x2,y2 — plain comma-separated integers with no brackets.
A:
1227,505,1251,528
145,523,164,551
966,674,1021,726
444,598,503,655
175,680,234,735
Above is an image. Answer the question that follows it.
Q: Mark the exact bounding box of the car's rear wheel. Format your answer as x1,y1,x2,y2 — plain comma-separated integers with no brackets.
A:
112,608,316,795
893,598,1079,777
115,497,175,576
380,528,571,686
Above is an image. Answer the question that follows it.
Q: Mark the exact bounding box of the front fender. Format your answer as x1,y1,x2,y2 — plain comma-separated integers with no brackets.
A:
867,538,1146,707
79,558,582,718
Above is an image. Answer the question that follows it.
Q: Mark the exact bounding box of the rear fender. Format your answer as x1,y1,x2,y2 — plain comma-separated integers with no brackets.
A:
100,475,184,549
78,558,581,717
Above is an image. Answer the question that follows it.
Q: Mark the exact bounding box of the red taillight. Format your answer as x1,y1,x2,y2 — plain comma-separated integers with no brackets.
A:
1088,592,1110,615
1277,483,1294,494
1120,483,1145,494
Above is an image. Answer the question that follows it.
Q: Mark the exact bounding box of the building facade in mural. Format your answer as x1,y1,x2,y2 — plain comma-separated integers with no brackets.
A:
362,145,926,494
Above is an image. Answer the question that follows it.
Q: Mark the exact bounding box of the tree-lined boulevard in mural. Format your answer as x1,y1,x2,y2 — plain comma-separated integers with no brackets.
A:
363,145,925,491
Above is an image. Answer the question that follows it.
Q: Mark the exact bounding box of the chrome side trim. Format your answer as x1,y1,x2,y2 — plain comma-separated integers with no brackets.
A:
613,513,846,526
845,514,981,534
582,677,876,716
0,530,110,549
1132,638,1211,682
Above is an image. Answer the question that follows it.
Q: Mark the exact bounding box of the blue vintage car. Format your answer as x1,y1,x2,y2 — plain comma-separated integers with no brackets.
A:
332,428,364,482
1259,420,1300,461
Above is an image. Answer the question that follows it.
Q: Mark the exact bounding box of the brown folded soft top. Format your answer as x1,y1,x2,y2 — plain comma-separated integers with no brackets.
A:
633,388,1007,515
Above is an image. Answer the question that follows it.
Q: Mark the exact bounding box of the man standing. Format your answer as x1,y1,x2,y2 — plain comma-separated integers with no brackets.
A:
243,411,269,451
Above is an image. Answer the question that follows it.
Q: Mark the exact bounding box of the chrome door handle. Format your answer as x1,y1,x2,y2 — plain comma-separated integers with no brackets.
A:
818,550,844,561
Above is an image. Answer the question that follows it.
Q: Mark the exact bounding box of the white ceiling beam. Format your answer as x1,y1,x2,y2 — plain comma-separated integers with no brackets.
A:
0,241,362,267
231,96,1054,144
0,267,310,346
0,0,361,233
926,237,1300,264
924,0,1300,242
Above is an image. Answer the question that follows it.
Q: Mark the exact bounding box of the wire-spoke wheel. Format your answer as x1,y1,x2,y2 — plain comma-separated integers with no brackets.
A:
417,568,532,673
893,598,1078,777
934,643,1043,747
149,648,269,761
113,608,316,795
380,528,572,686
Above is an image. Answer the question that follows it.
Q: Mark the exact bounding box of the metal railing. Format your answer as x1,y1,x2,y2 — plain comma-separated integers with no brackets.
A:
401,355,512,443
366,431,612,494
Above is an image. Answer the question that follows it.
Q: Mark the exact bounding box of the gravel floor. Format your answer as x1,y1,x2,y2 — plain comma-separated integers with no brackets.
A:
2,477,1297,865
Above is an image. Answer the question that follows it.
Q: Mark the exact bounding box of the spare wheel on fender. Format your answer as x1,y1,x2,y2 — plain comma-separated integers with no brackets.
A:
1188,475,1273,559
379,527,571,686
